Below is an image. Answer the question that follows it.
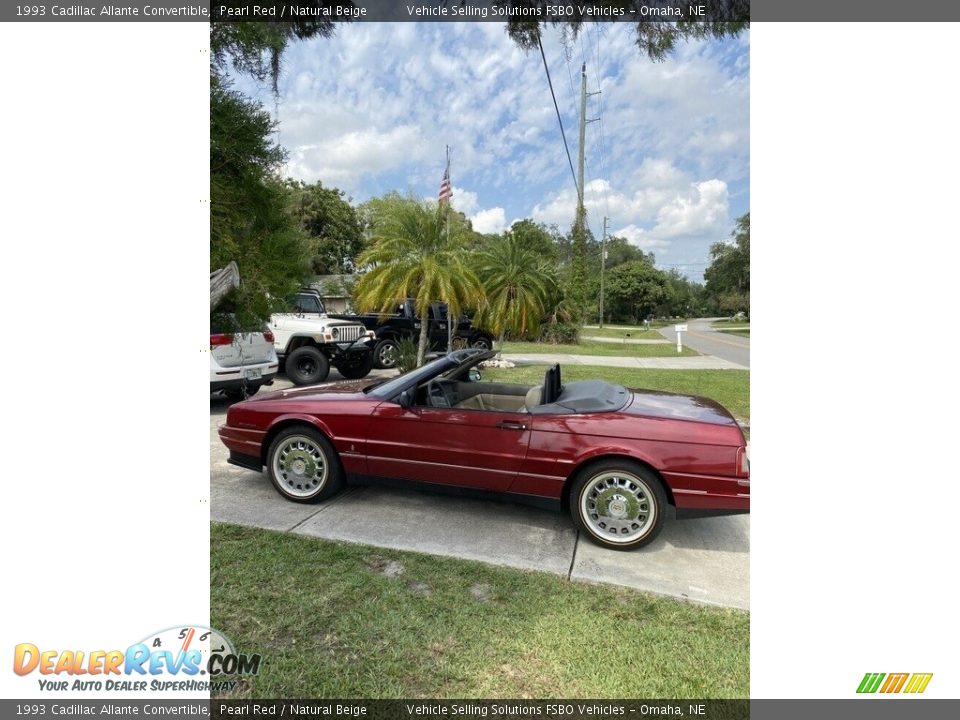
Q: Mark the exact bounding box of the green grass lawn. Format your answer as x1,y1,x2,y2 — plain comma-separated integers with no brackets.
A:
719,329,750,338
483,365,750,422
711,319,750,326
501,340,699,357
579,326,668,340
211,524,748,699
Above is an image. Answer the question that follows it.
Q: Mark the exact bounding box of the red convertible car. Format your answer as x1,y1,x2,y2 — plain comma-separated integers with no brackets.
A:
218,349,749,550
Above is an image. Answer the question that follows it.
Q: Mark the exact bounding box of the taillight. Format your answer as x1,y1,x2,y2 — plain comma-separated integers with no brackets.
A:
737,447,750,478
210,333,234,347
263,330,275,343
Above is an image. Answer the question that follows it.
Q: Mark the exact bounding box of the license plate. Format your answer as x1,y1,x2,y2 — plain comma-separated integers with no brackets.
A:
244,368,262,380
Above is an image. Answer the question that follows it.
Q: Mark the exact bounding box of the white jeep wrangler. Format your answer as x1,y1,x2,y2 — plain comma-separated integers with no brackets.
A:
270,291,375,385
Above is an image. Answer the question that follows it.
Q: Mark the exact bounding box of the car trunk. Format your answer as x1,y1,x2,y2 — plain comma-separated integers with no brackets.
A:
211,332,274,368
625,389,739,426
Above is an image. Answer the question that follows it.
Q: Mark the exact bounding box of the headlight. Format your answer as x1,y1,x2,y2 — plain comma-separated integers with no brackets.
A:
330,327,340,339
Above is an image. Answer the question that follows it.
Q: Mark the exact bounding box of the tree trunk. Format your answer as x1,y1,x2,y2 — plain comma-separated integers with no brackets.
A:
416,311,430,367
497,327,506,360
210,261,240,310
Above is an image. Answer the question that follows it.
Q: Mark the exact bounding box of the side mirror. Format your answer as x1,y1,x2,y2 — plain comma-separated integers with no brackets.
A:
468,368,482,382
396,388,414,408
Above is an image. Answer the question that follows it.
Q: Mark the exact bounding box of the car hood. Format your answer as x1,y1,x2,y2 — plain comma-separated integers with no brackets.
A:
248,378,382,402
625,389,739,426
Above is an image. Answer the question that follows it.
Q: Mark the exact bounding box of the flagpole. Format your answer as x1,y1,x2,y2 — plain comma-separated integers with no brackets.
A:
445,144,453,353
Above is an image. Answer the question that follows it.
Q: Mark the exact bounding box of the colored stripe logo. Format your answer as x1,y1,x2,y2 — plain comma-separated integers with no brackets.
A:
857,672,932,694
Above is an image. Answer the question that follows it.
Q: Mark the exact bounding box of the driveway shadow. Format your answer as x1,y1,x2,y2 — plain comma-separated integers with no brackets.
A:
642,506,751,554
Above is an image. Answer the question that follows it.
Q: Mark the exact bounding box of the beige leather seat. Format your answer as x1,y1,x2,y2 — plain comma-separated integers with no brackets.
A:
523,385,543,413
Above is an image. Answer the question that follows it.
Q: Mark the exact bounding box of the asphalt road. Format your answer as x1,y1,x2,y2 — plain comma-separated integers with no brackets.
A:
210,370,750,609
658,318,750,369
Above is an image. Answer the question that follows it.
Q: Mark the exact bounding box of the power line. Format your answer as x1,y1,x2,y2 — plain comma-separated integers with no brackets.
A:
538,34,579,197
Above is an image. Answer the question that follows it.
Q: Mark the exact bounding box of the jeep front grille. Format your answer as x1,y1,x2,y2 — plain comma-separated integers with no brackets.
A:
333,325,364,342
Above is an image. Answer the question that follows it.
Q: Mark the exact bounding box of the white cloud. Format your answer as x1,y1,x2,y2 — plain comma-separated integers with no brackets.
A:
531,167,729,244
654,179,729,237
286,125,427,187
615,224,671,251
470,207,507,234
451,186,477,215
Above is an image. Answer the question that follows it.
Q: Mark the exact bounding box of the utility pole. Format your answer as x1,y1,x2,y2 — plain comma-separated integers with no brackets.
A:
577,63,587,211
577,65,602,209
575,63,602,324
600,216,609,328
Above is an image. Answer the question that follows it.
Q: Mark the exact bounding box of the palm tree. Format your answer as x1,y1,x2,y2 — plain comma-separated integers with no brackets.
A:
474,233,556,352
354,196,484,367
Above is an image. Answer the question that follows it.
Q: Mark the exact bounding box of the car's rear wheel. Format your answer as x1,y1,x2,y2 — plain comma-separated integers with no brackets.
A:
285,346,330,385
470,335,492,350
373,338,398,369
223,384,260,401
266,426,344,503
570,460,667,550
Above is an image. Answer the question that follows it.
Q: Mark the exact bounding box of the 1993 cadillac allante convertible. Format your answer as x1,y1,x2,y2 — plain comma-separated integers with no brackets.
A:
218,349,749,550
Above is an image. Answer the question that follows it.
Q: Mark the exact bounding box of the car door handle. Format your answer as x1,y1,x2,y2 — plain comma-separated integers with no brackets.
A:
497,421,528,431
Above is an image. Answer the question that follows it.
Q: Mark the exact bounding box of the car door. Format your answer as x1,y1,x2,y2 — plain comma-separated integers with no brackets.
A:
365,398,531,492
426,305,449,349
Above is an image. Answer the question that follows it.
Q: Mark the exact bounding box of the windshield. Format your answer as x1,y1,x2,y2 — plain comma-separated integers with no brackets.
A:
365,348,494,400
365,356,456,399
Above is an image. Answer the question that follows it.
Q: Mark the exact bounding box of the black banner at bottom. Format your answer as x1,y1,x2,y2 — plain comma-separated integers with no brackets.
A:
4,699,960,720
213,700,747,719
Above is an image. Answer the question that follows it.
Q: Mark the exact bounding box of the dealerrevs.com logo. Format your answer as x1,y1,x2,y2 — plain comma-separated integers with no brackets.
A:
857,672,933,694
13,625,260,693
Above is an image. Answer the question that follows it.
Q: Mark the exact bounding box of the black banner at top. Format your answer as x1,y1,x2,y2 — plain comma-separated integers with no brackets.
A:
6,0,960,22
208,1,749,23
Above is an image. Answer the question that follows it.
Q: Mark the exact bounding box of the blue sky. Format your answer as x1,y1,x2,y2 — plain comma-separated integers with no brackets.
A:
232,23,749,282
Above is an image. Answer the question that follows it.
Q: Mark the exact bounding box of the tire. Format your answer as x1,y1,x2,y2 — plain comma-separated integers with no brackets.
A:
569,459,668,550
223,384,260,401
285,346,330,385
336,351,374,380
470,335,492,350
266,426,344,503
373,338,399,369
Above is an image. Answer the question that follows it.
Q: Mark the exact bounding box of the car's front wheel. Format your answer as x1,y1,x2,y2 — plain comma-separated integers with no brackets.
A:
570,460,667,550
470,335,492,350
285,346,330,385
266,426,344,503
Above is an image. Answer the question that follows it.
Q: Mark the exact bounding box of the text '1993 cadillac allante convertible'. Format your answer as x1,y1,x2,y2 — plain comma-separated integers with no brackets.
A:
218,349,749,550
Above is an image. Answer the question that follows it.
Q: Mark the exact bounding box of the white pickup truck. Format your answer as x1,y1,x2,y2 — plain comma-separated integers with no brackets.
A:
270,291,376,385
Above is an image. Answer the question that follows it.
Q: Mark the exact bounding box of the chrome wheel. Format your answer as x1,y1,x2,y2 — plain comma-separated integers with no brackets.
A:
377,341,397,368
272,435,329,498
579,470,657,544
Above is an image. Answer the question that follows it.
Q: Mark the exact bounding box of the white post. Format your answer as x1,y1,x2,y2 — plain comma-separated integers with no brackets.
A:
674,323,687,353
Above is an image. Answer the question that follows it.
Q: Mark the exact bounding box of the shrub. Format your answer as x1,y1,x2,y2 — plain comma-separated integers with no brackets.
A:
394,336,420,373
538,322,580,344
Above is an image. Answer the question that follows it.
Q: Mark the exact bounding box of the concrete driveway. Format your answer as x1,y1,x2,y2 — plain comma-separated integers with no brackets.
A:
210,374,750,610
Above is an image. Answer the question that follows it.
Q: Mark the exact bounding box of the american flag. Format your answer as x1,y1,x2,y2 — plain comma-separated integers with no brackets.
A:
438,154,453,203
